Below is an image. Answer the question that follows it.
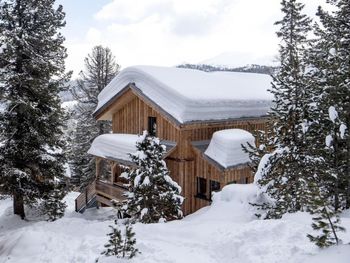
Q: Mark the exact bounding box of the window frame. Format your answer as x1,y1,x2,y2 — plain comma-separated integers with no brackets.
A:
196,177,207,199
113,164,129,189
148,116,157,136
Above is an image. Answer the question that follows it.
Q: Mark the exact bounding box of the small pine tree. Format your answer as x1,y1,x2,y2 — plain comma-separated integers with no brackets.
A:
307,179,345,247
102,220,123,257
102,220,139,259
122,224,139,259
123,131,183,223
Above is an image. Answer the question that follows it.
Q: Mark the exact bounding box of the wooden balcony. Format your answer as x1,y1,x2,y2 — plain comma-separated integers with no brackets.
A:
95,180,127,201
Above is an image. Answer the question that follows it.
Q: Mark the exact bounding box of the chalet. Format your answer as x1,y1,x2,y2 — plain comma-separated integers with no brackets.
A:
75,65,272,215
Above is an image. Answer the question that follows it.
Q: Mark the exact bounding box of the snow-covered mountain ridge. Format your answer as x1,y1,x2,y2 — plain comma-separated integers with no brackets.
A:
177,63,277,75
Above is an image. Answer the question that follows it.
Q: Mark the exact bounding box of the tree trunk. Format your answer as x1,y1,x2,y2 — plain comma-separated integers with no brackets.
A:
13,193,25,219
346,133,350,209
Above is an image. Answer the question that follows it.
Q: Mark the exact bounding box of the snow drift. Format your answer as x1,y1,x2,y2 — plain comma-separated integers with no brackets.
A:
1,185,350,263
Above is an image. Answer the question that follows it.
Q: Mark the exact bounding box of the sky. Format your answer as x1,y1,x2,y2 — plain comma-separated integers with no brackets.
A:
56,0,331,77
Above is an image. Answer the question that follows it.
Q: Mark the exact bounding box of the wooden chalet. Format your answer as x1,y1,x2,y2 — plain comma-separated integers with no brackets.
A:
75,66,272,215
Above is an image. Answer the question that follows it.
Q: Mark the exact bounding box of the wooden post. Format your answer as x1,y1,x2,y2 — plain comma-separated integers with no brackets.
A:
96,157,101,180
85,188,88,206
110,161,115,184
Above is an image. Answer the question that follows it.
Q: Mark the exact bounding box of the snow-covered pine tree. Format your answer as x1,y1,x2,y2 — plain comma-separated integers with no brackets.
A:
70,46,120,189
307,0,350,211
255,0,314,218
0,0,70,219
123,131,183,223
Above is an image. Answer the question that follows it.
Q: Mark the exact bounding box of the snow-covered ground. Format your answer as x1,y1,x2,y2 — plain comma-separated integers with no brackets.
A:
0,185,349,263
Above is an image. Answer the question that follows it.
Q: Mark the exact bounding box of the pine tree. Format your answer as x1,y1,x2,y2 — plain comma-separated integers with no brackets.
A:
255,0,314,218
122,223,139,259
306,178,345,247
70,46,120,189
307,0,350,211
123,131,184,223
102,220,123,257
0,0,70,219
102,220,139,259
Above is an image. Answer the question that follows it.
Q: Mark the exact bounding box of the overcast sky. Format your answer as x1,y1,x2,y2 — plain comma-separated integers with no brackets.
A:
56,0,330,77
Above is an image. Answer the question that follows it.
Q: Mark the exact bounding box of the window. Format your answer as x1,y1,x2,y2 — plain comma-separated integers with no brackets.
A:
148,116,157,136
210,180,220,200
196,177,207,199
227,180,237,185
97,159,112,181
113,165,129,189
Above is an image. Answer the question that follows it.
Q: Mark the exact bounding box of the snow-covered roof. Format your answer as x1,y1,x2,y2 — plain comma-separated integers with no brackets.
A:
204,129,255,169
95,66,273,123
88,133,176,163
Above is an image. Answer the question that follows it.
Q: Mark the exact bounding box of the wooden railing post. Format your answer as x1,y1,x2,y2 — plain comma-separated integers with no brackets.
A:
85,188,88,206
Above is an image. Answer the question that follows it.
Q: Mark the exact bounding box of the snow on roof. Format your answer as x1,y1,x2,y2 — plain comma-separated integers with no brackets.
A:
95,65,273,123
88,133,176,163
88,134,139,163
204,129,255,168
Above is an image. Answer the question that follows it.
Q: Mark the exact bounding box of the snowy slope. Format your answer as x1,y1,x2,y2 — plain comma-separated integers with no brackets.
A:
0,186,349,263
96,66,273,123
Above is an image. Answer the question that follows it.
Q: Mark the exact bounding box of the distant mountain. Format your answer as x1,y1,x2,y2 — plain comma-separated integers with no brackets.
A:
199,51,277,68
177,63,277,75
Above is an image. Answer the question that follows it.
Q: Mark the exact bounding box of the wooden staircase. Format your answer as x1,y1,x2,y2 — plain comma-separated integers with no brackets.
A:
75,182,97,213
75,180,127,213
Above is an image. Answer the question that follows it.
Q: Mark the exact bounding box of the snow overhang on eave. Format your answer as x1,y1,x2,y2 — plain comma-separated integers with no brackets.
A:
88,133,177,165
191,140,251,172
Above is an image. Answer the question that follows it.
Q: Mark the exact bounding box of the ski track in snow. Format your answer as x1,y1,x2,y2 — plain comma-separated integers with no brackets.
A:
0,187,349,263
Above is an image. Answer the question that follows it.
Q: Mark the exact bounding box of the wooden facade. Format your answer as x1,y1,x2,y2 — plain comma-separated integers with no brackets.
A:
86,84,269,215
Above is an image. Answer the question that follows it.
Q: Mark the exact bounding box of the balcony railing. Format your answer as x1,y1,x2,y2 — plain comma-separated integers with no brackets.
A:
75,181,96,212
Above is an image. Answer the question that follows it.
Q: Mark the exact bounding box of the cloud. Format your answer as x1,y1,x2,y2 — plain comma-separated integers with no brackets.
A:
86,27,102,44
64,0,334,77
94,0,171,24
94,0,230,36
